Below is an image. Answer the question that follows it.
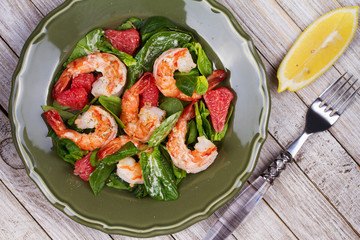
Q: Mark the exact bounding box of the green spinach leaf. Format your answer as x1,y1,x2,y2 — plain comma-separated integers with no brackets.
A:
99,95,121,116
196,43,213,77
140,147,178,201
97,38,136,66
140,16,176,42
89,162,116,196
148,111,182,147
159,145,186,185
200,101,213,141
173,68,199,78
98,95,125,128
127,31,192,88
107,173,147,198
195,75,208,95
53,100,71,111
102,141,143,165
186,119,198,145
41,105,75,121
175,75,197,97
117,17,143,30
159,97,183,117
90,149,100,167
63,28,105,67
56,138,83,165
194,102,205,137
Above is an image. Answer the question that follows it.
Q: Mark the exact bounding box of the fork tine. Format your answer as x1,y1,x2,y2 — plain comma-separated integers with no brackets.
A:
331,79,358,110
336,85,360,115
324,75,353,106
319,72,347,100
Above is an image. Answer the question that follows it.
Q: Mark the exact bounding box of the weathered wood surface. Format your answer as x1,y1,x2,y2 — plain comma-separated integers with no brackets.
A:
1,0,360,239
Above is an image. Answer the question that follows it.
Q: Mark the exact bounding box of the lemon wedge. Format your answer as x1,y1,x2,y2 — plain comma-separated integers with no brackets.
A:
277,6,359,92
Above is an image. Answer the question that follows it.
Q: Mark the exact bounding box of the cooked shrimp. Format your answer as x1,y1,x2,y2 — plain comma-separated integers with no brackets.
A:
121,73,166,142
153,48,226,101
97,135,146,160
167,102,218,173
53,53,127,99
116,157,144,186
43,105,117,151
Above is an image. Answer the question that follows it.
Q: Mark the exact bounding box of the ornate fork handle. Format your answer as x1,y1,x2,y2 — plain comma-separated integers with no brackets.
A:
262,151,292,184
204,73,359,240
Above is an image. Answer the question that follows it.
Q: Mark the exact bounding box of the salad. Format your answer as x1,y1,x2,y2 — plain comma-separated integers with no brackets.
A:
42,16,234,201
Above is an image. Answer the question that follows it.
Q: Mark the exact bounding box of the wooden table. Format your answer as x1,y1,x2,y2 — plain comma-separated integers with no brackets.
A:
1,0,360,239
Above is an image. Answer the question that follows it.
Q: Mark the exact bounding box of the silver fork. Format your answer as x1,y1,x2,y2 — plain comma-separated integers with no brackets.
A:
204,73,360,240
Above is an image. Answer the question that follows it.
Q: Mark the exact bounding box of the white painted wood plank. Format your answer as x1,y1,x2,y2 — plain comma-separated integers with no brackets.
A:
0,0,43,56
0,0,360,240
258,135,359,239
31,0,65,16
0,112,112,240
0,39,16,110
216,185,297,240
218,0,360,235
0,181,50,240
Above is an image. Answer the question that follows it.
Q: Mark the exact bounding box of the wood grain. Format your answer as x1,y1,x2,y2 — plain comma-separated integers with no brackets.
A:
1,0,360,239
0,112,112,240
219,0,360,234
0,181,50,239
0,39,17,110
0,0,42,56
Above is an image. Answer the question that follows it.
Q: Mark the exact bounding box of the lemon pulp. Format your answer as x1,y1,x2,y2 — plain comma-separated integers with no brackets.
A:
277,7,359,92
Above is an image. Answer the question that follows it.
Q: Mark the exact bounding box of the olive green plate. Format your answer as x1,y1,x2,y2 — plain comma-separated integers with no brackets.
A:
9,0,270,237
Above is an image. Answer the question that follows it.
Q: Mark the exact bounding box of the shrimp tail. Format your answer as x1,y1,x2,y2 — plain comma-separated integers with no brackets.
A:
131,72,153,94
182,101,197,121
97,136,146,160
52,72,72,99
43,110,67,135
207,69,226,91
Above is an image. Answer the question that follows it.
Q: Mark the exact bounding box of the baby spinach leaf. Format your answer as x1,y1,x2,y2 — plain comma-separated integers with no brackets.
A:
98,95,125,129
159,97,183,117
53,100,71,111
117,17,143,31
107,173,147,198
63,28,105,67
196,43,213,77
89,162,116,196
195,75,208,95
186,119,198,145
102,141,142,165
148,111,182,147
159,145,186,185
174,69,199,97
56,138,83,165
41,105,75,121
173,68,199,78
194,102,205,137
46,129,58,140
182,42,198,60
213,104,234,141
99,95,121,116
90,149,100,167
140,16,176,42
140,147,178,201
97,38,136,66
175,75,197,97
199,101,214,141
127,31,192,88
